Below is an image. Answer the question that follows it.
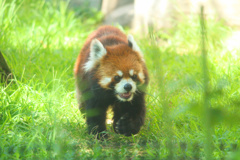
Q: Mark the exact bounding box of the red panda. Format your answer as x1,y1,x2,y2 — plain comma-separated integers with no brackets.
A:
74,26,149,138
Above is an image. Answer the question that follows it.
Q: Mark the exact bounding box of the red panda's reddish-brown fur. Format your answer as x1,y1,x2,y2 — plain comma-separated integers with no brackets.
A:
74,26,149,138
74,26,128,76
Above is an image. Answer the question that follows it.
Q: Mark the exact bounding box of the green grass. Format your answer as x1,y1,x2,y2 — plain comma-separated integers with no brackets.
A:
1,0,240,159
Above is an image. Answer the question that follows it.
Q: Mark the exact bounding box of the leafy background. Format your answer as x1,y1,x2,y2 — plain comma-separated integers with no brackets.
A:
0,0,240,159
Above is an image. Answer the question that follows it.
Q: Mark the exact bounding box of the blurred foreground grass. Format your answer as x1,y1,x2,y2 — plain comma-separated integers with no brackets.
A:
1,0,240,159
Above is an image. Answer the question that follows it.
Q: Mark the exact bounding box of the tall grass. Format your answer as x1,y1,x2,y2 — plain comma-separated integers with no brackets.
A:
200,6,212,160
1,0,240,159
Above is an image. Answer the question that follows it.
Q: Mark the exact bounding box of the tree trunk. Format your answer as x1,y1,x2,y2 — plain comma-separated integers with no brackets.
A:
0,51,13,84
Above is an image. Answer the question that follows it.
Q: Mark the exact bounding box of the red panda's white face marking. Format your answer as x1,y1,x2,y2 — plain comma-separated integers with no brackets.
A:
138,71,145,83
129,69,134,76
115,78,136,101
116,70,123,77
99,77,112,88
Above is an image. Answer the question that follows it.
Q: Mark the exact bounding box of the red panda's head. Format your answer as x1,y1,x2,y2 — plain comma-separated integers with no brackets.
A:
84,35,147,102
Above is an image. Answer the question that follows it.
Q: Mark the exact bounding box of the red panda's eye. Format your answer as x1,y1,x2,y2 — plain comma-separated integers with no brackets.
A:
114,75,121,82
132,74,138,81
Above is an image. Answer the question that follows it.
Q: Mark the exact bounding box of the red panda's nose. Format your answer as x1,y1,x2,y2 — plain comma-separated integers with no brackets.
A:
124,83,132,92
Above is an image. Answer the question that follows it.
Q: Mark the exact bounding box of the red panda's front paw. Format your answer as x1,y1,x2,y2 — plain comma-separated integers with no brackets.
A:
115,114,141,136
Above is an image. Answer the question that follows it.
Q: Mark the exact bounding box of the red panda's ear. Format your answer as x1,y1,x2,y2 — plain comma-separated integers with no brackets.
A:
90,39,107,60
83,39,107,72
128,35,143,54
128,35,144,60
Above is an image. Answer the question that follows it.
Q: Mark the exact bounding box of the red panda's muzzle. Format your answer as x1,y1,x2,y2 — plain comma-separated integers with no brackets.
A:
119,92,132,99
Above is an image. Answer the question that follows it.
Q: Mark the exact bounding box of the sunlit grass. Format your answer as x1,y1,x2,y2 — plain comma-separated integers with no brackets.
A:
1,0,240,159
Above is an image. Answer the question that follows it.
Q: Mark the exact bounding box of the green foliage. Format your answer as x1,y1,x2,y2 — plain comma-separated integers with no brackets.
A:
1,0,240,159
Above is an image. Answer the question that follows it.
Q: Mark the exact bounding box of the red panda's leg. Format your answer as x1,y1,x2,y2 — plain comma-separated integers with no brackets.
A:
85,100,108,138
113,93,146,136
